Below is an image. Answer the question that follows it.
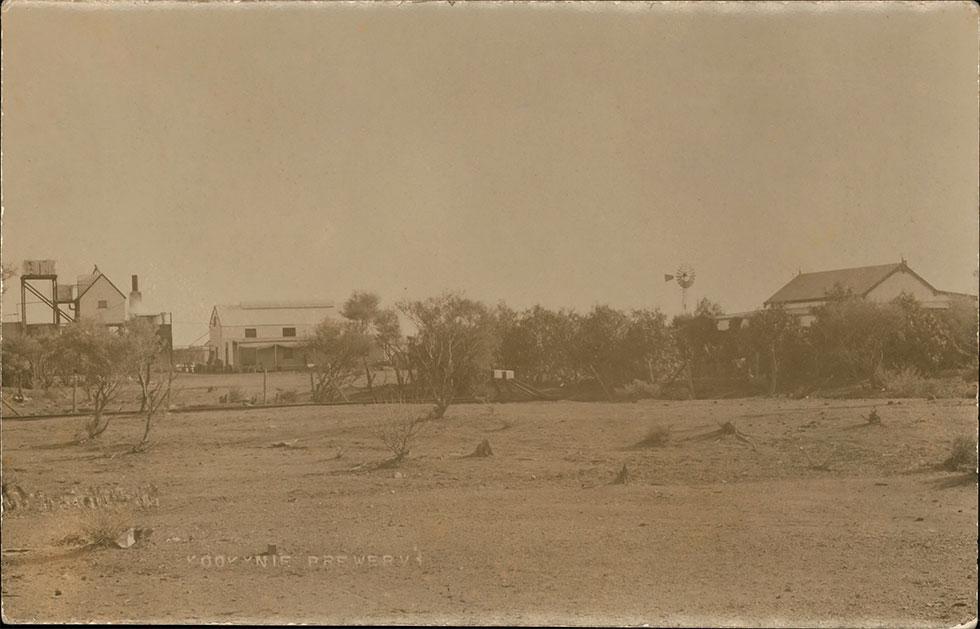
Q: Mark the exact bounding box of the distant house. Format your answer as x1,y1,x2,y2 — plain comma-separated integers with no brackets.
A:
73,266,129,325
717,261,977,330
207,302,336,370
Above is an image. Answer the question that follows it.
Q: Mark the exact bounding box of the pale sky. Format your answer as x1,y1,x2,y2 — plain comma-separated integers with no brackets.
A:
2,1,978,345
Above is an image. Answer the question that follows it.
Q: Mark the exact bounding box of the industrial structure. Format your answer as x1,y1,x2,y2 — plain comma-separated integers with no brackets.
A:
6,259,173,354
207,301,337,370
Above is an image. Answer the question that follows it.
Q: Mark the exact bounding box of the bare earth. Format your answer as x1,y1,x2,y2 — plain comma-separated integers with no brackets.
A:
2,397,976,626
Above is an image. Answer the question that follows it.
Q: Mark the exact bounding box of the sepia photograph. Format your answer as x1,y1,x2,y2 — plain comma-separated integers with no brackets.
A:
1,0,978,625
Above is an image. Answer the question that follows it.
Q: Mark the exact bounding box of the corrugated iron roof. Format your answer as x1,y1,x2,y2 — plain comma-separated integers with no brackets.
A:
765,262,910,305
212,302,336,327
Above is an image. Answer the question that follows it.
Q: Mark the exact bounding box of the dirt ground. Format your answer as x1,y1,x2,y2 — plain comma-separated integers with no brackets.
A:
2,398,976,626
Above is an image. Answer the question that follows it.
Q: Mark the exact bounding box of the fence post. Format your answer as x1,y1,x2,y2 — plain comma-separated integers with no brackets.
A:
263,368,268,405
72,373,78,414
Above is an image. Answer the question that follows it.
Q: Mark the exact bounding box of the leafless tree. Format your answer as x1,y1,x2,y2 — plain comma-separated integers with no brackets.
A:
54,321,131,441
120,318,166,412
399,292,494,420
132,368,176,453
374,410,426,465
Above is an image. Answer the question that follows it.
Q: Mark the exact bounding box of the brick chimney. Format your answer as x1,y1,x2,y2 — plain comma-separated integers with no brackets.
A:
129,274,142,314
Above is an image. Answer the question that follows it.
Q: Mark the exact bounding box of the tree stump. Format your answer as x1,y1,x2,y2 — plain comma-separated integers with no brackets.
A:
612,464,631,485
472,439,493,457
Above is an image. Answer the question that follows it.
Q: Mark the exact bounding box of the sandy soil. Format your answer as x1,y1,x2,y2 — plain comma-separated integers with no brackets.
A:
2,398,976,626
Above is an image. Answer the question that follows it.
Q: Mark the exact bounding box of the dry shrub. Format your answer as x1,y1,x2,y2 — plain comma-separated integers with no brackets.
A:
277,389,298,403
226,386,244,403
374,407,426,464
74,508,132,548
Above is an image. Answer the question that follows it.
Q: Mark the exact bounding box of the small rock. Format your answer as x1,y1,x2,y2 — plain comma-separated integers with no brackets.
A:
393,472,404,479
54,589,62,596
114,528,136,549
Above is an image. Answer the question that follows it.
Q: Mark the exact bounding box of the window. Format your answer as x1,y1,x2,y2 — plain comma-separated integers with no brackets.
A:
97,300,108,309
282,327,296,337
244,328,257,338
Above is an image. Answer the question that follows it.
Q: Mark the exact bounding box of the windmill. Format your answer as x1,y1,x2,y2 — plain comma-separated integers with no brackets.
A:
664,264,696,312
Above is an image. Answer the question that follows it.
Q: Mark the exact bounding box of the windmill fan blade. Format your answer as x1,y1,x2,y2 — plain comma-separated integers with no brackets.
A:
664,274,674,282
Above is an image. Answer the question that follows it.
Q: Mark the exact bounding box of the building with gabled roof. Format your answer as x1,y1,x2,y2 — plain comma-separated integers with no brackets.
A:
3,261,173,361
763,261,960,311
73,265,129,325
716,261,976,330
207,301,337,370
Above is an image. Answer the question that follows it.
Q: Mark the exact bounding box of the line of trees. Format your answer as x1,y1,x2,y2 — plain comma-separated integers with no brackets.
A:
2,318,173,449
304,287,976,415
3,285,976,426
691,288,978,395
302,291,690,411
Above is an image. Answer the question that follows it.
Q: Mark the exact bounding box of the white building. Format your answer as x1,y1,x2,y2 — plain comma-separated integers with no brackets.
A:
207,301,336,370
72,266,129,325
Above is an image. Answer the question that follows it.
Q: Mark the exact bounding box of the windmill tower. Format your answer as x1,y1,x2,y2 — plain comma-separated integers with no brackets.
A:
664,264,696,313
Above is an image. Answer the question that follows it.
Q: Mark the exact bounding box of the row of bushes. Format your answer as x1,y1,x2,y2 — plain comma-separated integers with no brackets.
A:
716,291,978,395
4,287,976,401
493,290,977,399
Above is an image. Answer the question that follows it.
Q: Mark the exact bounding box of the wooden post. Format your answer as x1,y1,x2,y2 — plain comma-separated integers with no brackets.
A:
686,356,696,400
262,368,268,405
52,278,59,324
310,370,315,400
20,279,27,331
72,373,78,414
